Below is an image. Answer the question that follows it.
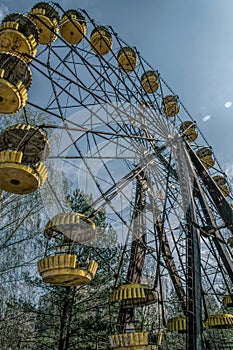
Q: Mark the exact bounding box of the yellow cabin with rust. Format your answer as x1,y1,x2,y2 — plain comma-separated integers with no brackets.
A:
0,123,49,163
0,124,49,194
0,150,47,194
204,314,233,329
196,147,215,169
223,295,233,307
118,47,137,72
0,13,39,61
212,175,230,197
110,332,153,349
179,121,198,142
44,212,96,244
140,70,159,94
162,95,180,117
0,52,31,114
60,10,86,45
166,316,186,333
38,254,98,286
29,2,59,44
90,26,112,55
110,284,157,308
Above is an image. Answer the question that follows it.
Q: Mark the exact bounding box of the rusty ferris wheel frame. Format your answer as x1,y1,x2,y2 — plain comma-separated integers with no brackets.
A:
0,2,233,349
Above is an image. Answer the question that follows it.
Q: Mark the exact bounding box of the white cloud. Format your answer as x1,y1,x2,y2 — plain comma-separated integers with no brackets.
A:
0,2,8,21
203,114,211,122
225,101,232,108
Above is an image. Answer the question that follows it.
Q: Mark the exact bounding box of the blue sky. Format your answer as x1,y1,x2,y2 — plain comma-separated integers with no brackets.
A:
2,0,233,174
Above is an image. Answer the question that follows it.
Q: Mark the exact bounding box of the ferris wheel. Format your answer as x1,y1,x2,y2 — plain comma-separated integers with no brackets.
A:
0,2,233,350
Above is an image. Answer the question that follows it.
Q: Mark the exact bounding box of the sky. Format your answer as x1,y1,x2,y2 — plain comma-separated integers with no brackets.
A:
1,0,233,175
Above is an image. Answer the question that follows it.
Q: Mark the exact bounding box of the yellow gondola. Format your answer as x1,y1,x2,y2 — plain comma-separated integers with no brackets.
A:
157,331,163,347
60,10,86,45
118,47,137,72
110,332,151,349
223,295,233,307
162,95,180,117
44,212,96,244
179,121,198,142
0,124,49,194
212,175,230,197
0,13,39,61
38,254,98,286
204,314,233,329
0,123,49,163
0,52,31,114
196,147,215,169
90,26,112,55
166,316,186,333
140,70,160,94
0,150,47,194
110,283,157,307
29,2,59,44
